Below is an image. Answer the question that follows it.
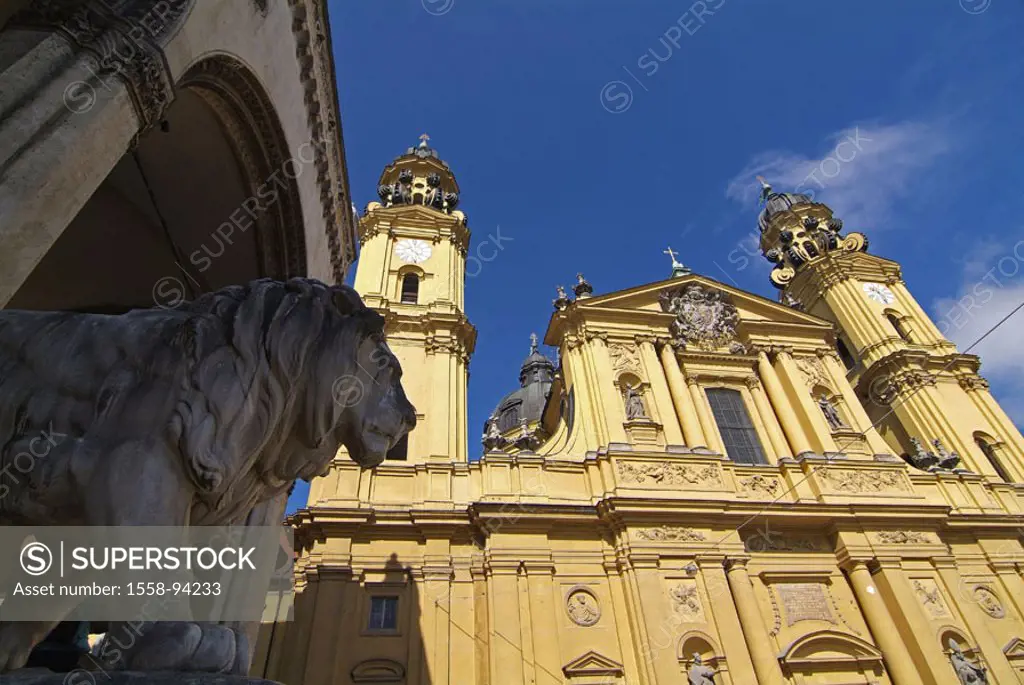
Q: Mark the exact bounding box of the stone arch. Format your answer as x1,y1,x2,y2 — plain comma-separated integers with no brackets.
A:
177,53,308,280
973,430,1013,482
395,264,425,303
778,629,885,681
677,631,725,682
7,52,308,312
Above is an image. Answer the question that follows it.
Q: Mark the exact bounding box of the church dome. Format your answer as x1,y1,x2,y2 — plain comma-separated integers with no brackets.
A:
758,191,814,232
485,334,555,435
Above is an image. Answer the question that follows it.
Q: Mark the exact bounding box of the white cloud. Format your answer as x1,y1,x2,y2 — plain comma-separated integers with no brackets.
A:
726,121,952,231
932,238,1024,426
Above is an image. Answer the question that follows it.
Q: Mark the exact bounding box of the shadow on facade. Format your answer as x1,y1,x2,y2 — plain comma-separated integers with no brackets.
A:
256,552,428,685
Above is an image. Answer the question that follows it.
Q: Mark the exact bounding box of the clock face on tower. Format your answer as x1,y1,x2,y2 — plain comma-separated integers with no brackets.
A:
395,238,431,264
862,282,896,305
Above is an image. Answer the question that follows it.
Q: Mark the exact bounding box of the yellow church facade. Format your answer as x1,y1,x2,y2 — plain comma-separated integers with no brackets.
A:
255,143,1024,685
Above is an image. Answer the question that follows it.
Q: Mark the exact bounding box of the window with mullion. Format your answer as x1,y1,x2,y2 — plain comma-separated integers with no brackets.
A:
706,388,767,465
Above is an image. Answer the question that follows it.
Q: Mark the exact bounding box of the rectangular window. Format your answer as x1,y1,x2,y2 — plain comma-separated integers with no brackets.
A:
706,388,767,465
368,596,399,631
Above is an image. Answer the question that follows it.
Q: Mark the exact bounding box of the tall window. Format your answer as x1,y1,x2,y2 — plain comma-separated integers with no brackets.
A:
976,436,1012,482
368,596,399,631
886,313,913,343
400,273,419,304
706,388,767,465
836,337,856,371
386,434,408,461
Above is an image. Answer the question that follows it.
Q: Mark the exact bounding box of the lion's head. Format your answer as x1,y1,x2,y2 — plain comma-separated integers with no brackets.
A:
176,279,416,499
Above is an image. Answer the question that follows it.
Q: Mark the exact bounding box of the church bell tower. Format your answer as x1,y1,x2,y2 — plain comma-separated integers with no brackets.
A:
757,181,1024,481
352,136,475,463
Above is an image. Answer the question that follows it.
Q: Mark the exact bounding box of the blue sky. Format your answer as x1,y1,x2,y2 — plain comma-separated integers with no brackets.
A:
288,0,1024,514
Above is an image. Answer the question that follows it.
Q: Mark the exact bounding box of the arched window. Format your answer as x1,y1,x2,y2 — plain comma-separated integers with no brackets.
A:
975,434,1011,482
836,337,856,371
886,312,913,343
400,273,419,304
706,388,767,465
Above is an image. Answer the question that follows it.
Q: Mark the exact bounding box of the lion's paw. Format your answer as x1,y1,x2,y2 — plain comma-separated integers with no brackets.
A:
0,623,46,672
115,622,244,674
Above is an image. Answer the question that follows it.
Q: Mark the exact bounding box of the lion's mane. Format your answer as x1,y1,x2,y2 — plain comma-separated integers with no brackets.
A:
0,278,380,524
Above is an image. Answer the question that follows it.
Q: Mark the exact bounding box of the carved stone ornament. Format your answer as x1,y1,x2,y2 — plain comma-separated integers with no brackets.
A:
669,581,704,621
796,355,829,388
13,0,195,131
819,468,908,493
609,343,642,374
659,284,742,352
566,587,601,626
874,531,933,545
0,279,417,673
912,579,949,618
617,461,723,489
973,586,1005,619
635,526,707,542
744,530,825,553
739,475,780,498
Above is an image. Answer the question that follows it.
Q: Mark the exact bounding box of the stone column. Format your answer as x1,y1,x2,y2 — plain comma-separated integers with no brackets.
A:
990,561,1024,620
757,350,813,456
689,378,722,454
744,377,787,461
637,337,685,445
487,561,525,685
589,333,628,444
871,559,951,684
658,342,706,449
698,557,758,684
724,557,786,685
775,349,839,453
844,560,924,685
933,557,1018,684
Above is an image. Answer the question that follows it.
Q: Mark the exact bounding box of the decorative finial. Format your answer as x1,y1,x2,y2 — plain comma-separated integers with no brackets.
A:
529,333,539,354
663,246,690,278
553,285,570,310
419,133,430,148
756,175,772,205
573,273,593,299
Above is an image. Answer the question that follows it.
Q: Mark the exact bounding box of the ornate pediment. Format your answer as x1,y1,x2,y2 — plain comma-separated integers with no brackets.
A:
563,650,625,678
659,283,743,353
351,658,406,683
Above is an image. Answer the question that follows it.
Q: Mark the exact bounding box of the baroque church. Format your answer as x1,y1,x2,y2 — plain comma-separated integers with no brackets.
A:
254,140,1024,685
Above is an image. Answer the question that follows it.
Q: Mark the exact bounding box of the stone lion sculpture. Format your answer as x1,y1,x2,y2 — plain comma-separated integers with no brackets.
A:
0,278,416,673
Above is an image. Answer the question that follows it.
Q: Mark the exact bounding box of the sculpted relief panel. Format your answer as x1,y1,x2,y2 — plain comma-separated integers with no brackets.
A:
616,461,723,489
669,581,705,622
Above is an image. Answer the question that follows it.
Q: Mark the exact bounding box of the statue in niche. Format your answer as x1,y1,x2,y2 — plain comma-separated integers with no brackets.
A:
624,384,648,420
816,396,846,430
687,653,716,685
0,279,417,674
948,639,987,684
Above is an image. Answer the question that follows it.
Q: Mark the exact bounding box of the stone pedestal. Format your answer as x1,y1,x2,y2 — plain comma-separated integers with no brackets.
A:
2,669,282,685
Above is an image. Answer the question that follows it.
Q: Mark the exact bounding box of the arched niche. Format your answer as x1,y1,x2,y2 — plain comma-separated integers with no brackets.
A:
677,630,726,678
778,629,885,682
7,53,306,313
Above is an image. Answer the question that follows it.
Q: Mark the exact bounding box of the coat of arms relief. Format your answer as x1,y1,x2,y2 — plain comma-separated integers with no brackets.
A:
659,284,745,353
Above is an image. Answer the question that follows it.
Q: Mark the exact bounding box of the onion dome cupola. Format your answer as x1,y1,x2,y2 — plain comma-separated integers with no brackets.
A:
375,134,461,215
756,177,869,290
482,334,556,452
